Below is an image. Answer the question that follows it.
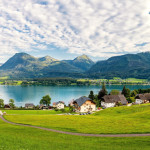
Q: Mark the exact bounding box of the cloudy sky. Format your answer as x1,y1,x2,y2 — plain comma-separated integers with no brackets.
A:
0,0,150,63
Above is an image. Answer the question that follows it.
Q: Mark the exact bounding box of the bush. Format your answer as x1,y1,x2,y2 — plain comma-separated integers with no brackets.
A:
60,109,65,112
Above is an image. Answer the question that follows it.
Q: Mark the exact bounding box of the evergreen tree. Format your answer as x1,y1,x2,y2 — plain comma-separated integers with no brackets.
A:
121,86,131,98
88,91,94,100
98,83,108,99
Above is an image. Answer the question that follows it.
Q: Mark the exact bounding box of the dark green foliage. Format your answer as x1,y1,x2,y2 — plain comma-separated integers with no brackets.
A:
121,86,131,98
88,91,94,100
98,83,108,99
9,99,15,108
93,95,101,107
127,97,135,103
110,89,120,95
130,90,137,97
40,95,51,106
0,99,4,108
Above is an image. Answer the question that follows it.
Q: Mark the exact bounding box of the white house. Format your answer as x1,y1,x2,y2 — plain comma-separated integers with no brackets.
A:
135,99,143,104
101,95,128,108
73,96,96,112
135,93,150,104
53,101,65,109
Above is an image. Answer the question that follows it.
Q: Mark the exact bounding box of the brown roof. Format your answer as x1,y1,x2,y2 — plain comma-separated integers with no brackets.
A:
136,93,150,100
102,95,127,104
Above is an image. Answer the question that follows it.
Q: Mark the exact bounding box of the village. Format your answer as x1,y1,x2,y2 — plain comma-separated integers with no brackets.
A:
1,84,150,115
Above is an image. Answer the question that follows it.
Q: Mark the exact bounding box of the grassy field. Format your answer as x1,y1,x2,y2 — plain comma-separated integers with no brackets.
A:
3,104,150,134
1,109,68,115
1,118,150,150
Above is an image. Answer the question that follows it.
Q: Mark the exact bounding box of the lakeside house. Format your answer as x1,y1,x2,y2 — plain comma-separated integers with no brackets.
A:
135,93,150,104
4,104,11,109
25,103,35,109
53,101,65,109
73,96,96,112
101,95,128,108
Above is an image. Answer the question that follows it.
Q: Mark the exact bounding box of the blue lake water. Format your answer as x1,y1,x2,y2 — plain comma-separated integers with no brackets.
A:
1,85,150,106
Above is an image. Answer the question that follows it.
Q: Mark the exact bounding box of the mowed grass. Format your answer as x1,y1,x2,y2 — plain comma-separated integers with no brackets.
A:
4,104,150,134
2,109,64,115
1,119,150,150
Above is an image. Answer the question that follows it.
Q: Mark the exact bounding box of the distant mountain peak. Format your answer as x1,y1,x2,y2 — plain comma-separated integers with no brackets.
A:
39,55,58,62
75,54,91,61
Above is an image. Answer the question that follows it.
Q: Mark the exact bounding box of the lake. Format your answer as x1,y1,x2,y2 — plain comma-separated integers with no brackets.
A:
1,85,150,106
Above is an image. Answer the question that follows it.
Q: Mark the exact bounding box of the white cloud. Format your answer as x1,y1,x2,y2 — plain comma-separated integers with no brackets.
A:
0,0,150,62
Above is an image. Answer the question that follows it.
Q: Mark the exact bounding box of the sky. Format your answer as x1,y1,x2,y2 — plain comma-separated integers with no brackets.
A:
0,0,150,63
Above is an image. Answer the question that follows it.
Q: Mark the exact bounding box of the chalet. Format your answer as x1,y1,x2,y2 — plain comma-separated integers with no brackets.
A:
101,95,128,108
135,93,150,104
53,101,65,109
25,103,34,109
4,104,11,109
73,96,96,112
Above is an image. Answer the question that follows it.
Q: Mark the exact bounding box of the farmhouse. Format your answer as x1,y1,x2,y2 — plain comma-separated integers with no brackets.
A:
135,93,150,104
25,103,34,109
53,101,65,109
101,95,128,108
73,96,96,112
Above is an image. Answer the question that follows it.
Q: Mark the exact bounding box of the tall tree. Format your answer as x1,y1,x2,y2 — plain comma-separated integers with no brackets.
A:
88,91,94,100
122,86,130,98
0,99,4,108
9,99,15,108
110,89,120,95
98,82,108,99
40,95,51,106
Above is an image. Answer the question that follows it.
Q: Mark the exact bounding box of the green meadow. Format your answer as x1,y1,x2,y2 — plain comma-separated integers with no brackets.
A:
1,118,150,150
3,104,150,134
1,104,150,149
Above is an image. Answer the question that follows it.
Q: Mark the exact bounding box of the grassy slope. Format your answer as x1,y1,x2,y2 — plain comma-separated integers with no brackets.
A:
1,119,150,150
4,104,150,134
2,109,65,115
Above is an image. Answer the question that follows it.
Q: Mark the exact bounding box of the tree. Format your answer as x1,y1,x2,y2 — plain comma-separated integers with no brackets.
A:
121,86,131,98
40,95,51,106
130,90,137,97
127,97,135,103
98,82,108,99
0,99,4,108
93,95,101,107
110,89,119,95
9,99,15,108
88,91,94,100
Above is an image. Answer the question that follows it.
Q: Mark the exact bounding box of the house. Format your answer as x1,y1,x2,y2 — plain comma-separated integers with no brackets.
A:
73,96,96,112
39,104,49,110
135,93,150,104
4,104,11,109
25,103,34,109
101,95,128,108
68,99,75,106
53,101,65,109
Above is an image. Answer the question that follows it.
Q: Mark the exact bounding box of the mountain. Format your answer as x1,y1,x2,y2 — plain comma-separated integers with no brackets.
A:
88,52,150,79
0,53,85,78
64,54,95,71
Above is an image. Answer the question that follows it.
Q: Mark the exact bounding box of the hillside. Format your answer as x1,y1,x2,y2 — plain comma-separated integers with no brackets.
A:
0,53,85,78
88,52,150,79
64,54,95,71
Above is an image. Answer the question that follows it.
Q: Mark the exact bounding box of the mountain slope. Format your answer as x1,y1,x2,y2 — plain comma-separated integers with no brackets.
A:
64,54,94,71
0,53,84,78
88,52,150,79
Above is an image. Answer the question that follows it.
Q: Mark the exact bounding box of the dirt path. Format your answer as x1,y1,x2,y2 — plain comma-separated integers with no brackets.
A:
1,115,150,137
